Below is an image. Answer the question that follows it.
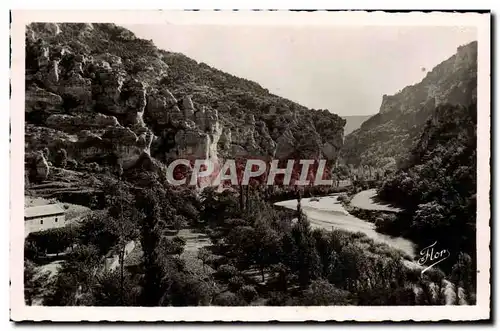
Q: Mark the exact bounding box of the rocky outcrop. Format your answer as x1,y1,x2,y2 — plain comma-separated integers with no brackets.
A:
342,41,477,168
25,86,63,113
46,113,120,131
25,22,346,185
26,151,50,182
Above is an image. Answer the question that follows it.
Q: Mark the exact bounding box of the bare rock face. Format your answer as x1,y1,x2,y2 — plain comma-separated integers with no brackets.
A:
27,151,50,182
172,129,210,159
46,113,120,131
218,128,232,151
122,78,147,114
25,22,347,183
102,126,138,146
36,152,50,180
275,129,297,159
161,88,178,108
182,95,195,119
342,41,477,168
92,66,126,114
322,141,340,160
146,95,170,126
166,106,222,160
169,106,185,128
255,121,277,157
145,88,178,127
25,86,63,113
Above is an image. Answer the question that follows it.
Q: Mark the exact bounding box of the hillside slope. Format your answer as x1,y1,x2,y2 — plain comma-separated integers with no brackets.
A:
377,102,476,274
24,23,346,194
341,41,477,169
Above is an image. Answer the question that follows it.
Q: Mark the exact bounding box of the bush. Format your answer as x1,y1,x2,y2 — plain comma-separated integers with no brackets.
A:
88,162,101,173
213,291,245,306
215,264,239,281
266,291,292,306
26,226,78,255
300,279,351,305
374,213,397,233
66,159,78,170
337,193,349,204
238,285,258,303
228,276,245,292
54,149,67,168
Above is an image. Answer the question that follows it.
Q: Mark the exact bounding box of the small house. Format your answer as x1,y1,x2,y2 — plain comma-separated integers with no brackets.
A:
25,204,66,236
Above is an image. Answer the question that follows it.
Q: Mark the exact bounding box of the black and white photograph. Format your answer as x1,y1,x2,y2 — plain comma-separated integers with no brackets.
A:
10,10,491,322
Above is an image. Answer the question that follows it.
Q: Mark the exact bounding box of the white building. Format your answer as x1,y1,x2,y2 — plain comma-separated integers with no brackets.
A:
25,204,66,237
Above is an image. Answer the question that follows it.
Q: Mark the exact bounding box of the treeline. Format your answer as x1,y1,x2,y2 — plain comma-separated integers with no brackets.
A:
25,176,204,306
192,186,473,305
25,161,475,306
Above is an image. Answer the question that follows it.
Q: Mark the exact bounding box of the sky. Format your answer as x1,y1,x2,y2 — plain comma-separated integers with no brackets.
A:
125,24,476,116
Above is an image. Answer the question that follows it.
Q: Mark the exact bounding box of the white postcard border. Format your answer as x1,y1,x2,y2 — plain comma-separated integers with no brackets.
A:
10,10,491,322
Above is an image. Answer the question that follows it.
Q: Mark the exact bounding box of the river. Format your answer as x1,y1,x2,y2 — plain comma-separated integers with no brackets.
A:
275,195,417,258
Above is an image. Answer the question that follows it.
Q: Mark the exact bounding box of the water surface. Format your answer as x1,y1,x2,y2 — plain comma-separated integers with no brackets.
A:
275,195,416,258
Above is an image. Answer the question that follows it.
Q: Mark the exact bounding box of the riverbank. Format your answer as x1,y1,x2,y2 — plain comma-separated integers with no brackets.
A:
275,195,416,259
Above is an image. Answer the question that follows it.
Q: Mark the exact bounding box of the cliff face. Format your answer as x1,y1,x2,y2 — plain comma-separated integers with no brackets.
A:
341,41,477,168
25,23,345,184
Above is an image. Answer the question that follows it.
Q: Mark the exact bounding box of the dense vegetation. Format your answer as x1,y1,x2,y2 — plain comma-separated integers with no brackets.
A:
25,172,475,306
376,103,476,282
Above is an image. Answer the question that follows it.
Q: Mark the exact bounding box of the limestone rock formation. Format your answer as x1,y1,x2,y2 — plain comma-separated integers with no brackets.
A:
342,41,477,168
25,22,346,185
46,113,120,131
25,86,63,113
26,151,50,182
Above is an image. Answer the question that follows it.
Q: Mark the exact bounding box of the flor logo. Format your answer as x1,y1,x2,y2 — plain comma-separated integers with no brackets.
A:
417,241,451,276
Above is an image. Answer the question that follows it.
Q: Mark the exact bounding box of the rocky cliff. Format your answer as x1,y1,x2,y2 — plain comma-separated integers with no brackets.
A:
25,23,345,187
341,41,477,168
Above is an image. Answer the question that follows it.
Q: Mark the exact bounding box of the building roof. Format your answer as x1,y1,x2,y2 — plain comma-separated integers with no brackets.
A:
25,204,65,219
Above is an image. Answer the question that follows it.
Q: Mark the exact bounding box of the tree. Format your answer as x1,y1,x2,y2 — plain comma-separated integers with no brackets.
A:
290,216,321,289
252,224,281,282
44,244,101,306
55,148,67,168
135,188,166,306
93,269,139,306
198,247,211,272
104,179,139,304
213,291,246,306
24,259,50,305
238,285,258,303
451,252,476,304
214,264,239,282
300,280,351,306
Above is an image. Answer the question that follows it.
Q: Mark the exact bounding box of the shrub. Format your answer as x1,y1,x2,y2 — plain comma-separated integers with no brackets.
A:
266,291,291,306
54,149,67,168
88,162,101,173
66,159,78,170
26,225,78,255
215,264,239,281
300,279,351,305
337,193,349,204
213,291,245,306
238,285,258,303
228,276,245,292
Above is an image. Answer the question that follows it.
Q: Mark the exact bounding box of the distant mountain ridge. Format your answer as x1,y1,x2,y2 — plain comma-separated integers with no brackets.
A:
341,41,477,168
342,115,372,135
